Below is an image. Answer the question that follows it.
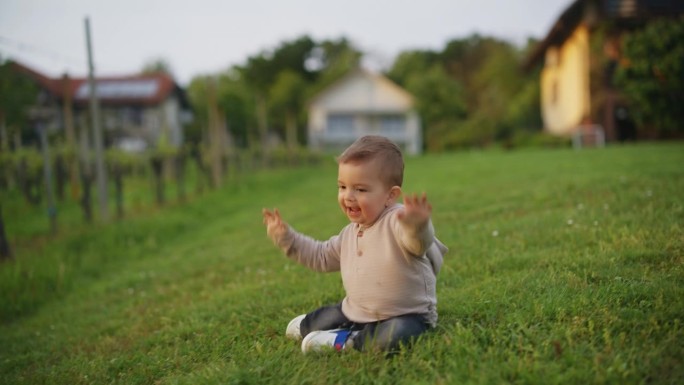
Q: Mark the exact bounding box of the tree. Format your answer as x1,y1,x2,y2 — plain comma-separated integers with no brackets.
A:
404,65,467,151
239,35,361,148
505,38,543,134
239,36,316,148
469,40,534,143
240,54,275,149
216,70,255,149
269,70,307,149
141,58,174,76
186,76,210,147
441,35,496,110
268,36,317,82
386,34,543,150
386,49,440,86
187,36,361,159
405,64,467,125
0,60,39,149
0,60,39,260
305,38,362,97
0,203,10,260
444,35,520,111
614,16,684,135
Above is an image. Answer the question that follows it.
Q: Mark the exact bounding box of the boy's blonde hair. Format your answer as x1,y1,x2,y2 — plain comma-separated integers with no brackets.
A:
337,135,404,187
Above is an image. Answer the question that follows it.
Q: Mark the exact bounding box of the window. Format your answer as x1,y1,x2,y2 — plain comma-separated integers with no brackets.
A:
143,112,160,130
120,107,143,126
380,115,405,135
551,79,559,105
327,114,354,135
75,79,159,99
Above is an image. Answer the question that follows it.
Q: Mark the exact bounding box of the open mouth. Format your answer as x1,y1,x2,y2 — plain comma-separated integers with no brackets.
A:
346,206,361,217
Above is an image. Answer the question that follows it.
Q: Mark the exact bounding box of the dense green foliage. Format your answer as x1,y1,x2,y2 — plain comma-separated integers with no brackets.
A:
185,37,361,150
182,33,543,153
388,36,542,150
0,60,39,146
1,143,682,384
614,16,684,136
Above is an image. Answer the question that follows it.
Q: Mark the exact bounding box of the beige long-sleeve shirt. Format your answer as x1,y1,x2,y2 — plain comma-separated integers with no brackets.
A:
271,204,448,326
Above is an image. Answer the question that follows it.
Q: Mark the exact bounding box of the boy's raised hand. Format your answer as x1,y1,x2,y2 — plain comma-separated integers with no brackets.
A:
262,208,288,240
397,192,432,228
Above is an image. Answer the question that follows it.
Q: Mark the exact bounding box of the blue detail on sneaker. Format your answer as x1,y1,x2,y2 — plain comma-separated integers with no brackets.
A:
301,328,352,353
333,330,351,351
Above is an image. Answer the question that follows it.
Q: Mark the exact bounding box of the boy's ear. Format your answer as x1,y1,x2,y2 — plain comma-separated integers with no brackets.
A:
388,186,402,202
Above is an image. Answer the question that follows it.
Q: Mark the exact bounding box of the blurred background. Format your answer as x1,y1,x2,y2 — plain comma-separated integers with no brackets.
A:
0,0,682,247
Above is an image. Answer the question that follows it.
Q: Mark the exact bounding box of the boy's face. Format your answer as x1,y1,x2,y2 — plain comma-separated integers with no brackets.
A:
337,160,400,226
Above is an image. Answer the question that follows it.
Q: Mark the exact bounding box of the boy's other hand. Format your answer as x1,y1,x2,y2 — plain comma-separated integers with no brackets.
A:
397,192,432,228
262,208,288,240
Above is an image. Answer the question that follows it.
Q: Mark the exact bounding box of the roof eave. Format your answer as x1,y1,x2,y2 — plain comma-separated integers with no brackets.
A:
523,0,586,71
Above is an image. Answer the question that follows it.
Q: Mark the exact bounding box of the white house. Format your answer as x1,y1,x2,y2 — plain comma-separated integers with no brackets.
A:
8,60,191,151
307,68,422,155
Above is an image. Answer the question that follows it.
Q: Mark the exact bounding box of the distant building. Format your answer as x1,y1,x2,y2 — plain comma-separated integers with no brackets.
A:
8,60,191,151
307,68,422,155
525,0,684,142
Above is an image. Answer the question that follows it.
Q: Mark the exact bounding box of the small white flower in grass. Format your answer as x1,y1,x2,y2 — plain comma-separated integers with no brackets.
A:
646,190,653,197
492,230,499,237
603,204,610,211
577,203,584,210
567,219,574,226
593,221,599,226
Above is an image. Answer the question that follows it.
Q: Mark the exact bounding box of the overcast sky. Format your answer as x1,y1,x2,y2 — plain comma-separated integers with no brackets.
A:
0,0,571,85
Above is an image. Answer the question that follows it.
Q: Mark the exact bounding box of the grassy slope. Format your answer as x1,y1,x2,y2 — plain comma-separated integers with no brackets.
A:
1,143,682,384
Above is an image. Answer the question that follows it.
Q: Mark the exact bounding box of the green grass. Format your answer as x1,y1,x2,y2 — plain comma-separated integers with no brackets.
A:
1,143,683,384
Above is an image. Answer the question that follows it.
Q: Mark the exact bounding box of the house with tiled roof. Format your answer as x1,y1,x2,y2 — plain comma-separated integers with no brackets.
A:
307,68,422,155
8,60,191,150
524,0,684,142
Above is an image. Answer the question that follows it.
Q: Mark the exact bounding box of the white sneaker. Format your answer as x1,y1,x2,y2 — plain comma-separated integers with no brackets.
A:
301,329,351,353
285,314,306,340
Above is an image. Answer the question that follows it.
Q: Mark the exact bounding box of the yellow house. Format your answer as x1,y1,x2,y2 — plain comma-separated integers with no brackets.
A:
539,25,591,137
525,0,684,142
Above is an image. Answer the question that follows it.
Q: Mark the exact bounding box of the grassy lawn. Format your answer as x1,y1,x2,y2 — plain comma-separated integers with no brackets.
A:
1,143,682,384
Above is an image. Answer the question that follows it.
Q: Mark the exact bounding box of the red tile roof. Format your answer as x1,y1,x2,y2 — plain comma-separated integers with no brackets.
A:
8,60,177,106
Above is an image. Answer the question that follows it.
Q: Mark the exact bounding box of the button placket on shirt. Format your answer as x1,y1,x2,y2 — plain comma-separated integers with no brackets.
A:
356,225,364,257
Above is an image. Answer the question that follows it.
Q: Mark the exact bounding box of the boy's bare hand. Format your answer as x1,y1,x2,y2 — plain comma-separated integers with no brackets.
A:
262,208,288,240
397,192,432,228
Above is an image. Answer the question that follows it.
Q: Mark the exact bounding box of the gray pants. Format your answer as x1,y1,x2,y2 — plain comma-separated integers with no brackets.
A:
299,303,430,352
